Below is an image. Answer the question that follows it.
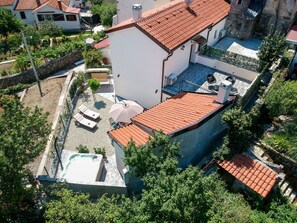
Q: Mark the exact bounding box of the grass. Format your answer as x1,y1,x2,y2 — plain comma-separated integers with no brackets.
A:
263,117,297,160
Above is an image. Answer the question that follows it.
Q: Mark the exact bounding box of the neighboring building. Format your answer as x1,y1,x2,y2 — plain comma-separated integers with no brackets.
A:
93,38,111,65
225,0,265,40
106,0,231,108
113,0,174,25
217,153,279,198
0,0,18,13
108,90,235,188
14,0,82,31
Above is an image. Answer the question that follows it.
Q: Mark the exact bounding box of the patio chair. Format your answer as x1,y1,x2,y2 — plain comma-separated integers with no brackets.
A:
78,104,100,120
74,113,97,129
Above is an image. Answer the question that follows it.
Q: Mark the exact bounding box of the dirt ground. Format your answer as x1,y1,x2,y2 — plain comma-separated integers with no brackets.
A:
22,77,66,123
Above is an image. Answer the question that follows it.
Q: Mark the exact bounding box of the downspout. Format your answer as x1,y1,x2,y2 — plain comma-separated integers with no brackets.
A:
160,51,173,102
206,23,213,43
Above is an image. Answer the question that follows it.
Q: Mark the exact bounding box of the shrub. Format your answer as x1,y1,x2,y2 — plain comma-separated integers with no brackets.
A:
94,147,106,157
88,78,100,92
82,49,102,68
38,20,62,37
76,144,89,153
69,79,78,99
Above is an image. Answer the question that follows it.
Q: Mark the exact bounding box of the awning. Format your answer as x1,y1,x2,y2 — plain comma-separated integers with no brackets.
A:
191,35,207,45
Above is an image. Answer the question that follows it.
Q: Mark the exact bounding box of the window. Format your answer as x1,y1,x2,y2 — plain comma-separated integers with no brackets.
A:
20,11,26,19
37,14,54,21
237,0,242,5
214,30,217,39
53,14,65,21
66,14,77,21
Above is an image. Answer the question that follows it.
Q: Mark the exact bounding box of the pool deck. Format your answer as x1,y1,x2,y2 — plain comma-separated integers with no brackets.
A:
214,37,262,59
163,63,251,96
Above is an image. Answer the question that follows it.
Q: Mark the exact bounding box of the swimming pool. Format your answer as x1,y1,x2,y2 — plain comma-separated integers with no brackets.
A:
61,153,103,183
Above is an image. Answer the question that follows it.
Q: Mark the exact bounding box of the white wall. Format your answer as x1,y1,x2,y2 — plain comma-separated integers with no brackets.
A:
197,55,259,82
207,18,227,46
101,47,112,65
164,40,191,81
115,0,172,24
34,6,81,31
69,0,83,7
16,10,36,24
108,27,168,108
113,140,127,177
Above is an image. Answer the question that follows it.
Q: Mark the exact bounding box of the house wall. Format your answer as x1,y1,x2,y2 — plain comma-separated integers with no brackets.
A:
16,10,36,24
101,47,112,65
34,6,81,31
108,27,168,108
196,55,258,82
113,140,127,177
1,5,14,13
69,0,83,7
115,0,172,24
174,105,232,168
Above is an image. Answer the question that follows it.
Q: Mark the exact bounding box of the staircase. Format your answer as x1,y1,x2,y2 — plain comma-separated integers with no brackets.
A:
278,176,297,206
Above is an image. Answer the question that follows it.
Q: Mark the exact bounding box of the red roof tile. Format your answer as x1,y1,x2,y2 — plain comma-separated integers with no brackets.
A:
132,92,230,134
217,154,278,198
108,124,153,147
107,0,231,51
32,0,78,13
15,0,48,10
93,38,110,49
0,0,14,6
287,25,297,43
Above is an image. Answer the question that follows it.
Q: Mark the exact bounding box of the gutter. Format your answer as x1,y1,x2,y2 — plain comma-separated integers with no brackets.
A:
160,51,173,102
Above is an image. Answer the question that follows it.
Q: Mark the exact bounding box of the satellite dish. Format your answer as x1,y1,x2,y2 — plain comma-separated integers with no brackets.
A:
184,0,193,6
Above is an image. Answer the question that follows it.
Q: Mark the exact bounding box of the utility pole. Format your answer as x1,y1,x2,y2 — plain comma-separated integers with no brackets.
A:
21,30,43,97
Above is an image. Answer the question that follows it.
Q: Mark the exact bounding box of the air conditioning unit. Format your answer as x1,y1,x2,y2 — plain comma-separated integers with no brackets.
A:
219,29,227,39
166,73,178,85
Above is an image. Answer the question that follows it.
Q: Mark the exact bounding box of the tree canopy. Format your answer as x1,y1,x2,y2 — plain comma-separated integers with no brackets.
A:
82,49,103,68
0,8,24,38
92,3,117,27
0,99,50,222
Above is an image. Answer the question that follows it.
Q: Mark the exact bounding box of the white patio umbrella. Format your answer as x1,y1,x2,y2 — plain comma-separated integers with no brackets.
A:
108,100,144,123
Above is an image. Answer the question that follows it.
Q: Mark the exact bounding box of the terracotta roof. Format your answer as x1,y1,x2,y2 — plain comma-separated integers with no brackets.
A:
0,0,15,6
217,154,278,198
15,0,48,10
93,38,110,49
108,124,152,147
286,25,297,43
32,0,78,13
132,92,230,135
107,0,230,51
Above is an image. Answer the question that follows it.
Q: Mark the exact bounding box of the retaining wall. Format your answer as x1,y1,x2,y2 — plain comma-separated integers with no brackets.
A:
0,51,82,89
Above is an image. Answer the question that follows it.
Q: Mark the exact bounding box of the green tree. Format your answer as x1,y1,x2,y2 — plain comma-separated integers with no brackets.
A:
0,99,50,222
24,24,41,48
37,20,62,37
0,8,24,38
265,79,297,118
92,3,117,27
82,49,103,68
6,33,22,51
257,32,287,71
88,78,100,102
15,53,42,72
125,131,180,177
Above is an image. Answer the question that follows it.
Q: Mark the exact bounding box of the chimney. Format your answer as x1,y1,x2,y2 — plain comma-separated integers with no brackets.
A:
184,0,193,6
216,80,232,104
132,4,142,21
58,0,62,10
36,0,41,6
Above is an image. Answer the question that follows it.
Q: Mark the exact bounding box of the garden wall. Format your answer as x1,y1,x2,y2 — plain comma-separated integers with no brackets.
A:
0,51,82,89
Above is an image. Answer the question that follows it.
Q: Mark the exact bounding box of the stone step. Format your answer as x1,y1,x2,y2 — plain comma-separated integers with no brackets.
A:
284,187,293,197
289,192,297,203
280,181,289,193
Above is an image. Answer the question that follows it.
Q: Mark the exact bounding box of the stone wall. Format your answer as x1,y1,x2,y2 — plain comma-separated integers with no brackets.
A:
255,0,297,36
0,51,82,89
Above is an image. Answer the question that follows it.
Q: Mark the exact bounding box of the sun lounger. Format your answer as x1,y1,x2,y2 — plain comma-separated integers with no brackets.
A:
74,113,97,129
78,104,100,120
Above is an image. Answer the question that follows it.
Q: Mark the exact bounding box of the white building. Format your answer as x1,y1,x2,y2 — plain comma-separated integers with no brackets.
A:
13,0,82,31
113,0,174,25
106,0,231,108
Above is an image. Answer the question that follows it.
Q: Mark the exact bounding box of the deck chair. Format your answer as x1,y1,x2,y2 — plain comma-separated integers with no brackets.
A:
74,113,97,129
78,104,100,120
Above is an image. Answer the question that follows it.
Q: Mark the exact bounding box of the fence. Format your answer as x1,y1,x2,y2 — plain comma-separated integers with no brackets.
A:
201,46,259,72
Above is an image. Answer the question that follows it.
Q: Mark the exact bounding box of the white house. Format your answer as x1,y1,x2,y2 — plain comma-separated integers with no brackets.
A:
108,90,235,190
106,0,231,108
113,0,174,25
14,0,82,31
0,0,18,13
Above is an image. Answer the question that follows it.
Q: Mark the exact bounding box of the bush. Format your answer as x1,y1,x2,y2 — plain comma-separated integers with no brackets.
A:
76,144,89,153
0,83,31,95
279,50,294,69
69,79,78,99
94,147,106,157
38,20,62,37
88,78,100,92
82,49,102,68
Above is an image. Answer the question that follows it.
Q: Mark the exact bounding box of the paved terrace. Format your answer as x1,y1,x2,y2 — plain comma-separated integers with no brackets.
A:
214,37,262,59
163,63,251,96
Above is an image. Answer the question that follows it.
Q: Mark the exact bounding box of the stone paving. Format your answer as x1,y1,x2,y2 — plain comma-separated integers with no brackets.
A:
64,82,115,156
214,37,262,59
